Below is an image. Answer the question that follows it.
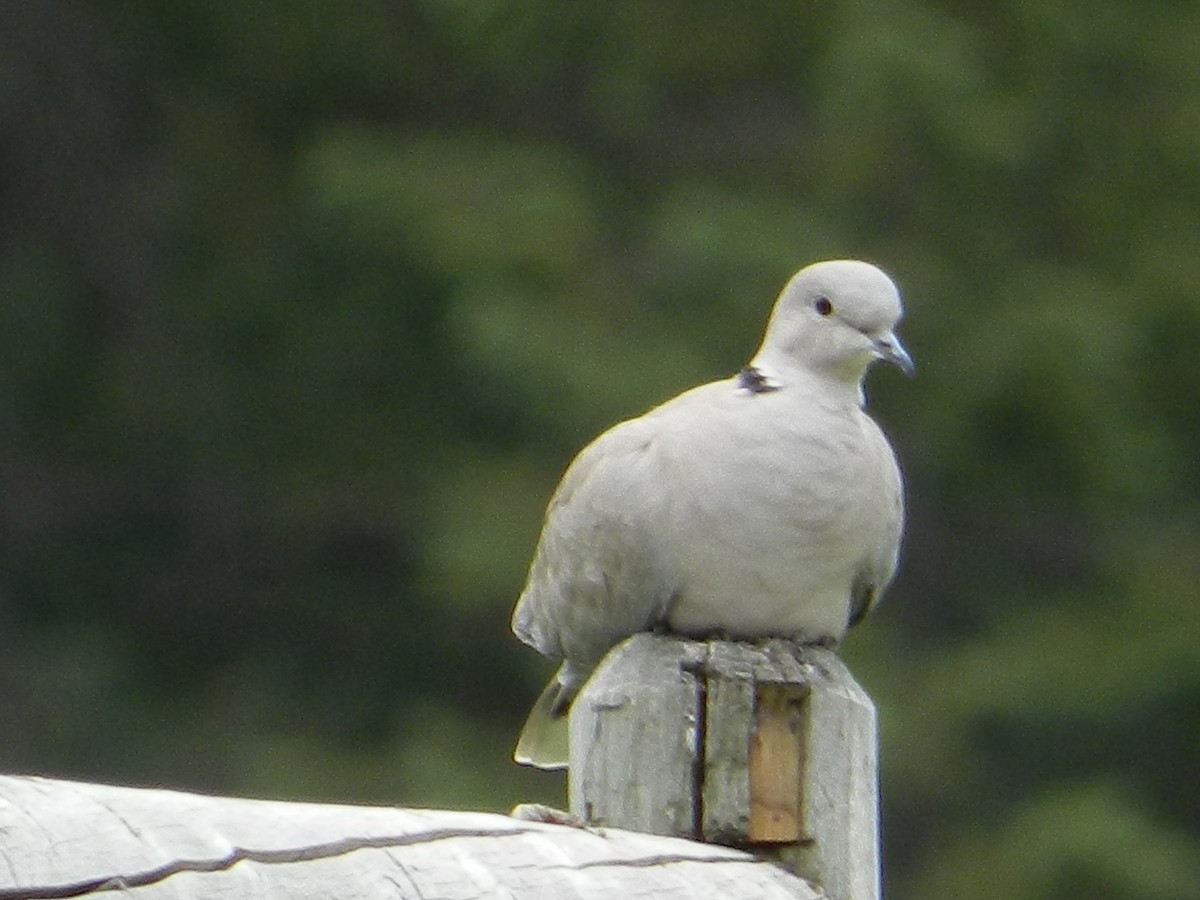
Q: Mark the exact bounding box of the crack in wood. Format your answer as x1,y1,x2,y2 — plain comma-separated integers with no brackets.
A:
0,826,778,899
0,827,536,899
573,852,775,871
690,652,709,841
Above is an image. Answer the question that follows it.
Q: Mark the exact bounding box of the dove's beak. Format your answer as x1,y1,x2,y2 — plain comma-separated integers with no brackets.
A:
873,334,915,376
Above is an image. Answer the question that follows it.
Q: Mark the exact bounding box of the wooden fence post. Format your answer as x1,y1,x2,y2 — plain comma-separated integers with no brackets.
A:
568,633,880,900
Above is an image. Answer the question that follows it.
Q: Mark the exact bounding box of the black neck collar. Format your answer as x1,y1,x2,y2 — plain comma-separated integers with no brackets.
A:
737,365,780,394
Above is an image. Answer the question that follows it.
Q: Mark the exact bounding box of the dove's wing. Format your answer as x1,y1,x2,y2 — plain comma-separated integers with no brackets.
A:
512,412,679,676
510,385,729,770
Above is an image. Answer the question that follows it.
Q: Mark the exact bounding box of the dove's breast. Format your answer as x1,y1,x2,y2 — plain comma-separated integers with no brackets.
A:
652,387,901,643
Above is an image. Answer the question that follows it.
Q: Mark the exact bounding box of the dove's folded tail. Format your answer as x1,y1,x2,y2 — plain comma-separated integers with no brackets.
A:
513,674,577,769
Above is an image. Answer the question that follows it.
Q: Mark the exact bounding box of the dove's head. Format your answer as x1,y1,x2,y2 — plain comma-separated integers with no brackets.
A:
753,260,914,390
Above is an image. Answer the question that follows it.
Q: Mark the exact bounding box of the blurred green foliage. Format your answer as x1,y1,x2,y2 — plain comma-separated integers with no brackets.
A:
1,1,1199,897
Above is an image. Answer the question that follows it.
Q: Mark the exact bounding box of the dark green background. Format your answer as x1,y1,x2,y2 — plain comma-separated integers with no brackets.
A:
2,2,1198,897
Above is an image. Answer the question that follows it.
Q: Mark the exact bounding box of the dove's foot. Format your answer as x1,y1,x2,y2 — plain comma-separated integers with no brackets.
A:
510,803,589,829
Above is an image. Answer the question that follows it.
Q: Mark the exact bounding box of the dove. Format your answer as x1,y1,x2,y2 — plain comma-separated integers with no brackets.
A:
511,259,913,768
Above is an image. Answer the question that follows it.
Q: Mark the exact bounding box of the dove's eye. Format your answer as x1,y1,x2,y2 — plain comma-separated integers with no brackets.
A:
814,297,833,316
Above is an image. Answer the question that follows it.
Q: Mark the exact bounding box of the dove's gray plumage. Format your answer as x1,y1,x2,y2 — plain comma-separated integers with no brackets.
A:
512,260,912,768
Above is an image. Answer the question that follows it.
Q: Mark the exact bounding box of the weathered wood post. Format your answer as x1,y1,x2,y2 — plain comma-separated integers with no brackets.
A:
568,633,879,900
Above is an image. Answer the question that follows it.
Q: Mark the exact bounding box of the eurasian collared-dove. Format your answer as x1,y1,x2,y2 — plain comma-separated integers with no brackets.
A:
511,259,913,768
